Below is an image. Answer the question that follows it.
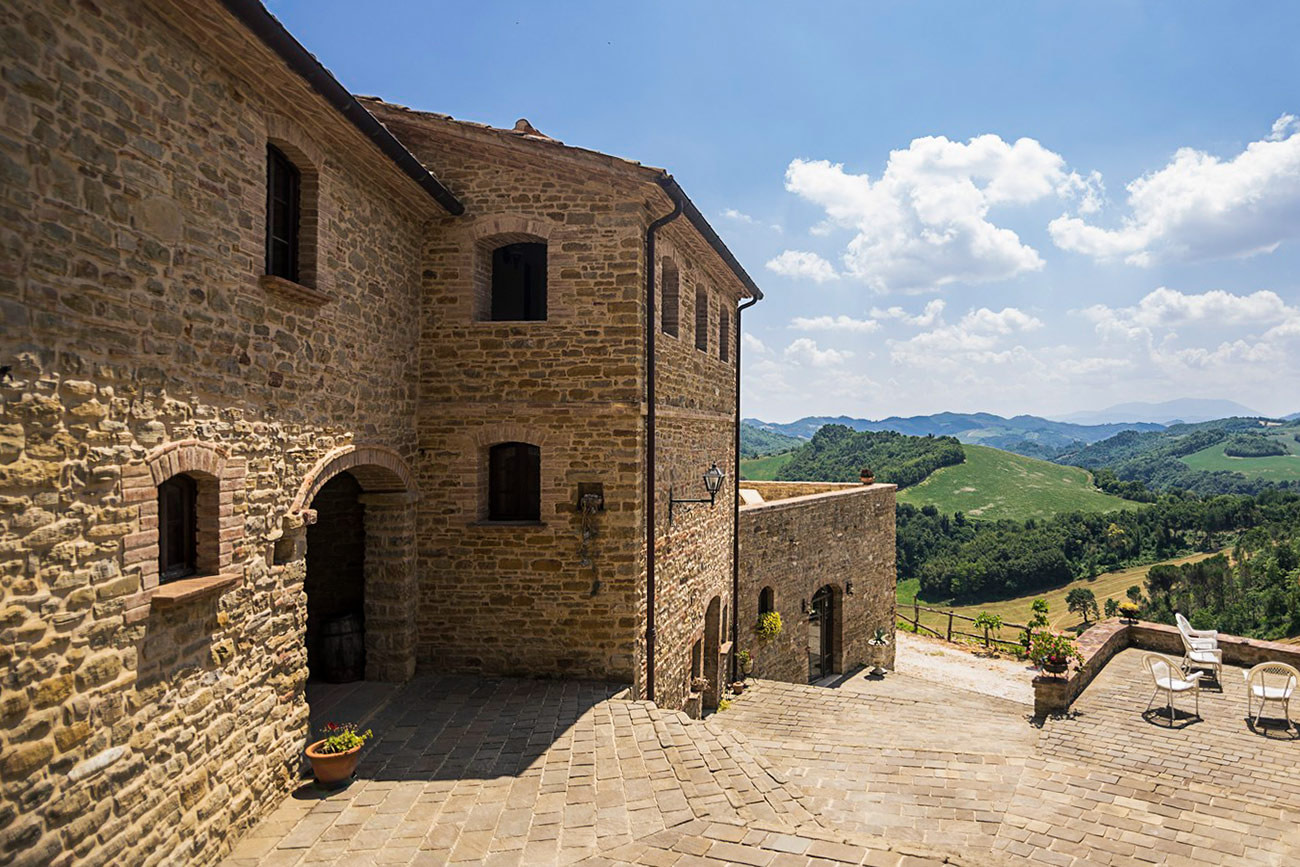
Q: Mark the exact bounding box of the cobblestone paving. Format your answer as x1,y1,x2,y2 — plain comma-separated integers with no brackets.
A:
231,651,1299,866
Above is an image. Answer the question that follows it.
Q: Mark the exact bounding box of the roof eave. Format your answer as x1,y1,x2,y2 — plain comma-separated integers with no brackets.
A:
654,175,764,301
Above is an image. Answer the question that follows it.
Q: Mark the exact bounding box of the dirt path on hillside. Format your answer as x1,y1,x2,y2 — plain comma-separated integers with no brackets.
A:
892,629,1036,706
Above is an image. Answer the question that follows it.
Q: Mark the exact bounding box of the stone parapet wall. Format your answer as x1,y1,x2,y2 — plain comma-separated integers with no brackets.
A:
738,484,897,684
741,480,863,502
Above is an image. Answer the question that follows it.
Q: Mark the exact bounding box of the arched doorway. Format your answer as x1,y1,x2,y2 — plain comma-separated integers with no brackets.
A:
808,584,837,682
704,596,721,710
305,472,366,682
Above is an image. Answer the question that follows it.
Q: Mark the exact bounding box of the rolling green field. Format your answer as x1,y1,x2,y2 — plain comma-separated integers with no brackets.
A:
738,451,795,480
897,444,1134,522
1180,431,1300,481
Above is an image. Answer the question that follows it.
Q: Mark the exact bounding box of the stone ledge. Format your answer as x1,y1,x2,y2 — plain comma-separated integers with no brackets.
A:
258,274,331,306
149,573,242,608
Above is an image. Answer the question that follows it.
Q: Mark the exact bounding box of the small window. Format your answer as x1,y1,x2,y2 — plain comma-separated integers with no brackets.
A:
158,474,198,583
719,309,730,362
266,144,301,281
694,287,708,352
661,258,680,337
759,587,774,615
489,442,541,521
491,243,547,321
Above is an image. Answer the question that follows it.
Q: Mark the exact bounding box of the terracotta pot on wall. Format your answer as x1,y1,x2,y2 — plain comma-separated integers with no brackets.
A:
305,739,362,787
859,468,874,485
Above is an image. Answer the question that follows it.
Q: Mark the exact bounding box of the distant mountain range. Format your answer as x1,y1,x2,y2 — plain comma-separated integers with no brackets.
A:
1286,412,1300,422
742,412,1165,455
1052,398,1263,426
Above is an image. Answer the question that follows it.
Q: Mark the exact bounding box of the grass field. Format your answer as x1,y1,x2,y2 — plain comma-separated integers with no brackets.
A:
896,444,1135,522
897,551,1221,643
1180,431,1300,481
738,451,795,481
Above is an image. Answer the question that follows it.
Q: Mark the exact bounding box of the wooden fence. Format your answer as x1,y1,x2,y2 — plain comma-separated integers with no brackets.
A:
897,601,1029,651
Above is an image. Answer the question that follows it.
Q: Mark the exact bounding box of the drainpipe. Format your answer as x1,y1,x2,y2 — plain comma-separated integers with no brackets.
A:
644,187,683,703
731,295,760,683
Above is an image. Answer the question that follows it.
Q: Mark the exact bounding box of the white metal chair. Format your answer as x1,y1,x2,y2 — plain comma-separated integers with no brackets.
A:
1144,653,1203,724
1175,613,1217,650
1243,662,1298,729
1177,628,1222,681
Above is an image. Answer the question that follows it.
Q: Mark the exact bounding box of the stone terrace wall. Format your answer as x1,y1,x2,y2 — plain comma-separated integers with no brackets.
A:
0,1,435,864
742,481,861,502
738,484,897,684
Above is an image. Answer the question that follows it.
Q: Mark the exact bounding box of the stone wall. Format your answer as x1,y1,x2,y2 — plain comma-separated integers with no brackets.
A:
738,484,897,684
0,0,436,863
741,481,861,502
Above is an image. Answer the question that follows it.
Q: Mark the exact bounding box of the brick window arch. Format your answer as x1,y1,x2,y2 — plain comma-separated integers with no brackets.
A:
661,257,681,337
158,474,198,583
694,287,709,352
719,307,731,362
264,115,323,292
759,586,775,615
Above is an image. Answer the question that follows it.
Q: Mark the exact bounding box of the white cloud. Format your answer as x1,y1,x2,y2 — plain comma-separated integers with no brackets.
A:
781,135,1097,292
765,250,838,283
1078,287,1296,340
870,299,947,327
889,306,1043,365
1050,116,1300,265
783,338,854,366
721,208,782,232
742,332,769,354
789,314,880,334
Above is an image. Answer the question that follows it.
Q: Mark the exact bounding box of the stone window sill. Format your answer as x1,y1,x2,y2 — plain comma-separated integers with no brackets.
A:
150,573,242,607
471,520,547,528
259,274,331,306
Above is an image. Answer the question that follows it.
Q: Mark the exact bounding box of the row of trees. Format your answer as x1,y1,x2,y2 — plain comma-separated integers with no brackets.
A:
776,424,965,487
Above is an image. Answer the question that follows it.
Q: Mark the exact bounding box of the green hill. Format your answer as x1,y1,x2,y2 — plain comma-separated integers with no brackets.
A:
898,444,1135,522
739,423,805,458
739,452,794,480
1180,430,1300,481
774,425,965,487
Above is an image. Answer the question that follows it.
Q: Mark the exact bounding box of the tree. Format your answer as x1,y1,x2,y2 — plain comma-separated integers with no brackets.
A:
1103,598,1120,618
1125,585,1143,603
1066,587,1100,625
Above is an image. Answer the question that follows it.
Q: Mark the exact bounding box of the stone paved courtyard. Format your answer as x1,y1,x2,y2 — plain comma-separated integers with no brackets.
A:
229,650,1300,866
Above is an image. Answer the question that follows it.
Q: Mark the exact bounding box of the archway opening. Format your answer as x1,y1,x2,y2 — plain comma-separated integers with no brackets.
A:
809,584,837,683
305,472,366,682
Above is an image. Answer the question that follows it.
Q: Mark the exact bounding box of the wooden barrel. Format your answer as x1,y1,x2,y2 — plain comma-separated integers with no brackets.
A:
318,614,365,683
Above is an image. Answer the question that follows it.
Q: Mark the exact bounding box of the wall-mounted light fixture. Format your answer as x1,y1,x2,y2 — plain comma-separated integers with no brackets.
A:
668,462,725,524
845,580,854,596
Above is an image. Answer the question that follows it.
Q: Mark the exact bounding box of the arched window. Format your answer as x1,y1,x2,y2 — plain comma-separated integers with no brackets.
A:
266,144,301,281
489,442,541,521
694,287,708,352
719,308,730,362
158,474,198,583
758,586,774,615
661,258,680,337
491,242,547,321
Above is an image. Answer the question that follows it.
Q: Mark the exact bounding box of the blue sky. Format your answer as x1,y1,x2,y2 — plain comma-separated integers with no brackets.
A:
272,1,1300,421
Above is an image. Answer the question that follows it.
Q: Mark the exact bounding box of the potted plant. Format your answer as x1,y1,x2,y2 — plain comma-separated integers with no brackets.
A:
690,676,710,694
1028,631,1084,677
306,722,373,788
735,649,754,678
866,628,891,675
859,467,875,485
1118,600,1140,624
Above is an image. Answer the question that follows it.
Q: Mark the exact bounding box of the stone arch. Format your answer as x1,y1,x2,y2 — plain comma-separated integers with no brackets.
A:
290,445,419,682
466,425,554,522
291,444,416,516
470,215,556,321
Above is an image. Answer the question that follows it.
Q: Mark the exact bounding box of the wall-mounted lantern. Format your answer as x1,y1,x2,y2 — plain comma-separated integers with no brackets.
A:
845,580,854,596
669,462,725,524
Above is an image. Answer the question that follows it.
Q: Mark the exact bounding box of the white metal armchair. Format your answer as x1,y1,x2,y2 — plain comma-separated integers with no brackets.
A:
1243,662,1298,729
1143,653,1203,724
1177,627,1222,681
1175,613,1217,650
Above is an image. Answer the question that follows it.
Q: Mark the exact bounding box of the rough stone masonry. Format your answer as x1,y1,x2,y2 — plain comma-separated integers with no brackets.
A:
0,1,893,865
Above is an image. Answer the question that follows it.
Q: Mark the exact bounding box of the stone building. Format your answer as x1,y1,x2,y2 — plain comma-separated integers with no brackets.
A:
0,0,899,864
738,482,898,684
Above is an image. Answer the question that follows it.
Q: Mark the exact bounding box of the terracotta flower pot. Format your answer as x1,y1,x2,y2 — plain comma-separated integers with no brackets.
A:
1041,660,1068,675
306,739,362,787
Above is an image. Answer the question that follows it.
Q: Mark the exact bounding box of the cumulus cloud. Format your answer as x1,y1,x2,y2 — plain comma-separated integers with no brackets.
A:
870,299,947,327
1078,288,1297,340
889,306,1043,365
783,338,854,366
789,314,880,333
779,134,1097,292
721,208,782,232
1050,116,1300,265
765,250,838,283
742,333,769,354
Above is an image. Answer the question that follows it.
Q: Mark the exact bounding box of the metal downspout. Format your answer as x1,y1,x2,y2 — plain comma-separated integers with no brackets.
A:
731,295,760,683
644,191,683,703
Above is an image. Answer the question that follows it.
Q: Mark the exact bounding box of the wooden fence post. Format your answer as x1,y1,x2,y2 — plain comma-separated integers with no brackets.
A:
946,611,953,642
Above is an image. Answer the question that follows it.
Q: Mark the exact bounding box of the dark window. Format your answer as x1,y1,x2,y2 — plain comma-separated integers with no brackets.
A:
719,309,730,362
661,258,680,336
694,287,708,351
491,243,547,321
158,474,197,583
266,144,301,281
759,587,774,614
489,442,541,521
